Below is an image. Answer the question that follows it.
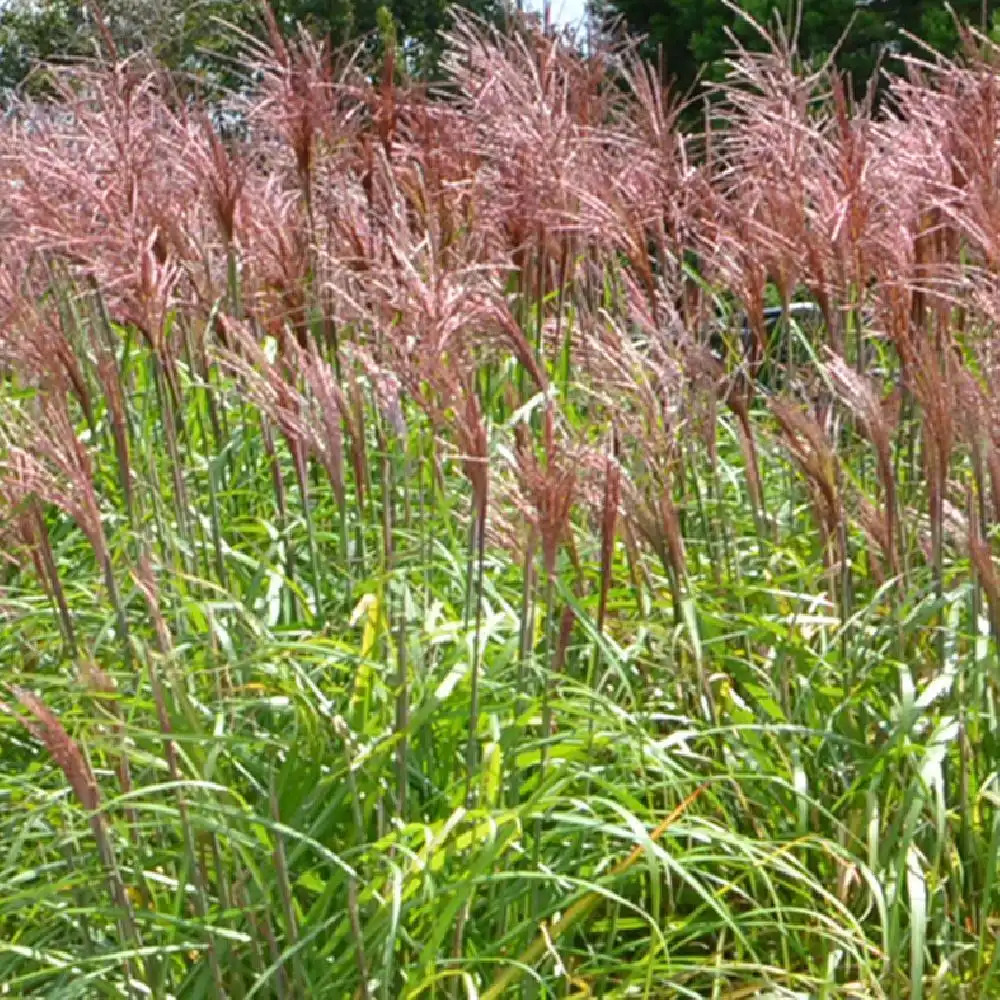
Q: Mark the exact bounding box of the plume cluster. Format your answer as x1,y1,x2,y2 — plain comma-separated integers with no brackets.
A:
2,5,1000,996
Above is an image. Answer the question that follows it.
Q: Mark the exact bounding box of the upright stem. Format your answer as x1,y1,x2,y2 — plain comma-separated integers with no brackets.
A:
531,570,557,924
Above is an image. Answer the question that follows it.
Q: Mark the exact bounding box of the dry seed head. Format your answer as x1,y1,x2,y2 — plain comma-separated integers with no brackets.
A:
511,419,578,579
455,384,490,522
7,686,101,814
823,354,898,542
770,396,842,550
292,341,348,511
0,394,110,572
133,552,174,656
855,493,891,585
186,113,247,246
969,496,1000,633
824,355,900,573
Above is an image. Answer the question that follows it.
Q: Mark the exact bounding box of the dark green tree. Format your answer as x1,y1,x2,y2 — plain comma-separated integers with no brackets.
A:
598,0,998,100
0,0,506,96
0,0,264,96
282,0,504,74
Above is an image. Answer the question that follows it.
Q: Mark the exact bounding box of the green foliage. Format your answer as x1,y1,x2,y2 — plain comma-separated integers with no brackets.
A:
0,0,262,97
602,0,999,100
0,0,506,96
7,309,987,998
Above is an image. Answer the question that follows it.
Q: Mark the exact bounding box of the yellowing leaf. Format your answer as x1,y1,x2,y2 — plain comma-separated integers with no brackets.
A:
481,741,502,808
350,592,382,659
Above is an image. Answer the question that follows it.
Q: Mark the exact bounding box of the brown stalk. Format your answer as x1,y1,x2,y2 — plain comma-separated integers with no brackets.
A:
900,334,955,635
598,430,622,634
969,498,1000,642
94,340,134,524
727,390,768,538
0,485,77,652
2,686,142,988
133,554,225,997
77,658,143,856
0,391,134,666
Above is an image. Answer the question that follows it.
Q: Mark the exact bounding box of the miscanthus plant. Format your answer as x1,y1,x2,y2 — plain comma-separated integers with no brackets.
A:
1,5,1000,998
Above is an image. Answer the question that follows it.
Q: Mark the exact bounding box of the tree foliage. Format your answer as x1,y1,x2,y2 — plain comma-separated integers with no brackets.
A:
599,0,999,100
0,0,259,95
0,0,505,96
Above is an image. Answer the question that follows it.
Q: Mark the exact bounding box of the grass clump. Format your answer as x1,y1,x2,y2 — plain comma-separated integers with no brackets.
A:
2,7,1000,998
